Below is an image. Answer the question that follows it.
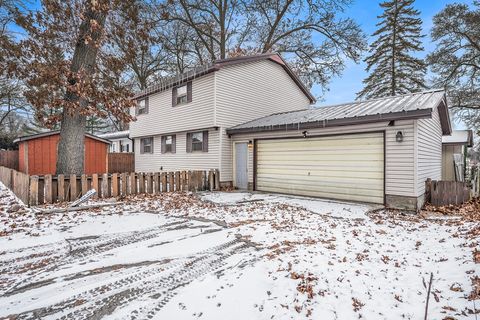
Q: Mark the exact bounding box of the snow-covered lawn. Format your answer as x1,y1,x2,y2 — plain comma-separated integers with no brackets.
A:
0,184,478,319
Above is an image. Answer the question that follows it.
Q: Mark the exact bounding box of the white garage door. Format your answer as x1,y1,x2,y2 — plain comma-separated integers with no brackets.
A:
256,132,384,204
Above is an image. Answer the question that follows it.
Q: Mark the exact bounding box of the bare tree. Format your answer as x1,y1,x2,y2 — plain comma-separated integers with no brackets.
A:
12,0,138,174
427,2,480,130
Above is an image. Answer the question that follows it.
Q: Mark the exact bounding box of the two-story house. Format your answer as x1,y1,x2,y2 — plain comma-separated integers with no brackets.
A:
131,53,453,211
130,53,315,189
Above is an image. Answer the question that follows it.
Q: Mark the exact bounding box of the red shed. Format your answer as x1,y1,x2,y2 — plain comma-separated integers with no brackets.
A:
15,131,110,175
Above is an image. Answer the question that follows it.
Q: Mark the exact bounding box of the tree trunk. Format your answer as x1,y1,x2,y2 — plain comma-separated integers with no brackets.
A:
56,1,108,175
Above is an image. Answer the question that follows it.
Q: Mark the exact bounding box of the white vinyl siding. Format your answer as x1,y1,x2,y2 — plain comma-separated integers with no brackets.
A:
130,74,215,138
216,60,311,181
256,133,384,204
232,120,417,198
416,106,443,195
134,128,220,172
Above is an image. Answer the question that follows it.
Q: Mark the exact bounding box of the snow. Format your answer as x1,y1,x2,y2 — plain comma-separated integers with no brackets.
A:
0,185,478,319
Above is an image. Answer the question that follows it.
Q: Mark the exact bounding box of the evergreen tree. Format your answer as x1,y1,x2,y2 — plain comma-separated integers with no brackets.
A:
357,0,426,100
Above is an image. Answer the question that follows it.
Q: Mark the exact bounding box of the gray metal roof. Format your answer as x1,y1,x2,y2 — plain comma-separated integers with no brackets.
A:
227,89,451,135
98,130,130,140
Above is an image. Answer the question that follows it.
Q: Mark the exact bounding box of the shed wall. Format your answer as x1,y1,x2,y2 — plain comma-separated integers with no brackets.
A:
19,135,108,175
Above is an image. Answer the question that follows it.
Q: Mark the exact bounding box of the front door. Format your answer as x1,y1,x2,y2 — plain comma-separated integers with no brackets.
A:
235,142,248,189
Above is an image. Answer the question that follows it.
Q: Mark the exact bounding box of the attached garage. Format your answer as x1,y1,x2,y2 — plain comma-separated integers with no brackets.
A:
227,90,453,210
256,132,384,204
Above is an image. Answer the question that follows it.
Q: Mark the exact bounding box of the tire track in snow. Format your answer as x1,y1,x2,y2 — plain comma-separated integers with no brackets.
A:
5,238,250,320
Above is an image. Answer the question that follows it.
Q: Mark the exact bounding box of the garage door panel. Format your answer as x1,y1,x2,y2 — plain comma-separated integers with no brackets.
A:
257,169,384,179
257,184,384,204
257,176,384,192
256,133,384,204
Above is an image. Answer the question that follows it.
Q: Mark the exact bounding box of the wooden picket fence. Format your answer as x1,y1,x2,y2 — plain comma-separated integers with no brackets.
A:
425,178,470,206
108,153,134,173
0,166,220,206
0,150,19,170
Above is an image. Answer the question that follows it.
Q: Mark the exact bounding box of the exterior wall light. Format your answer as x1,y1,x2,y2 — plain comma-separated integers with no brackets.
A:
396,131,404,142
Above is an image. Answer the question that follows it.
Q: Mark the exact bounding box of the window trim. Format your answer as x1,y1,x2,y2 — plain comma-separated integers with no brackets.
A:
136,97,149,115
186,130,208,153
161,134,176,154
140,137,154,154
172,81,192,107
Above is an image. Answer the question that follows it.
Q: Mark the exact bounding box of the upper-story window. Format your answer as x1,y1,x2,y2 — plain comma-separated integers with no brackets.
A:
176,85,188,105
172,81,192,106
140,137,153,154
161,135,176,153
137,97,149,115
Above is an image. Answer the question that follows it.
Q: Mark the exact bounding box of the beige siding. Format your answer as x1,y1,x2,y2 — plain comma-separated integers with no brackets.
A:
442,145,463,181
134,128,220,172
216,60,311,181
232,120,417,197
256,133,384,204
416,107,443,196
129,74,215,138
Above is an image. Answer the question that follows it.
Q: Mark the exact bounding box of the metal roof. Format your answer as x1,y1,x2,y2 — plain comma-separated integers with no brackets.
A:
14,131,111,144
98,130,130,140
442,130,474,147
227,89,452,135
134,53,315,103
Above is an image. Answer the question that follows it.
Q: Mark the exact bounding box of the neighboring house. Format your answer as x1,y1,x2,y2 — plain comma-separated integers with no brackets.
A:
442,130,473,181
99,131,133,153
130,52,452,210
226,89,452,211
14,131,110,175
130,53,315,179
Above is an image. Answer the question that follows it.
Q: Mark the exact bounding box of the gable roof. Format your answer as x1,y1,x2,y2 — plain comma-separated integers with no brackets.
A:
134,53,315,103
14,131,111,144
442,130,474,147
226,89,452,135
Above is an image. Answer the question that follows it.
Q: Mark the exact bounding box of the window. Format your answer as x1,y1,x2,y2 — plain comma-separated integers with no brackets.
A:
172,81,192,106
161,135,176,153
137,97,148,115
176,84,188,105
140,137,153,154
187,131,208,153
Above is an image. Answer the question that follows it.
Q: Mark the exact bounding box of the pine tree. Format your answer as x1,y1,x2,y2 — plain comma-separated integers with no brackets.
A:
357,0,426,100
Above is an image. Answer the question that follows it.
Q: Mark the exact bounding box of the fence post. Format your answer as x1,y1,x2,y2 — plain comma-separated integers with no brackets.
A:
81,174,88,195
138,173,145,193
91,174,99,199
111,173,119,197
169,172,174,192
121,172,127,195
214,169,220,190
153,173,160,193
57,174,65,202
29,176,39,206
130,172,137,194
146,173,153,193
101,173,109,198
70,174,77,201
44,174,53,204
